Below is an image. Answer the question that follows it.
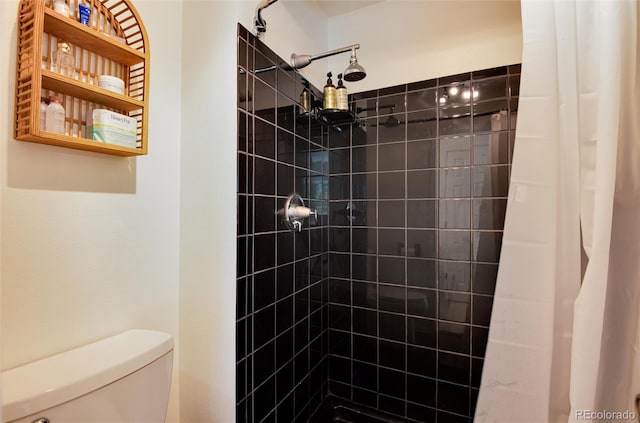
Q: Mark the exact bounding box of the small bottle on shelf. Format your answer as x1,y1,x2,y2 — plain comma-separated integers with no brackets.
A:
51,41,74,78
45,96,66,134
336,74,348,111
78,1,91,25
299,79,310,115
299,89,310,115
40,97,48,130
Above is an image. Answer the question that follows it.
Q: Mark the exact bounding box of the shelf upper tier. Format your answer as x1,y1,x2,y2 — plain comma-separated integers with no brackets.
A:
43,8,145,66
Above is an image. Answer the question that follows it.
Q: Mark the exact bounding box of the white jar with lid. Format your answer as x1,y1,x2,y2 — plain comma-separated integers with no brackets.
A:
53,0,70,16
98,75,125,95
45,96,65,134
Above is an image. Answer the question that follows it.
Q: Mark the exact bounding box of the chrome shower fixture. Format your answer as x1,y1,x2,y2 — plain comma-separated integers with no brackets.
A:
344,48,366,81
253,0,279,37
276,193,317,232
384,108,400,128
290,44,366,82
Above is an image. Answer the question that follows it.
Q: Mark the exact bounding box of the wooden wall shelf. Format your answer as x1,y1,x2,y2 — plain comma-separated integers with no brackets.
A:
14,0,150,156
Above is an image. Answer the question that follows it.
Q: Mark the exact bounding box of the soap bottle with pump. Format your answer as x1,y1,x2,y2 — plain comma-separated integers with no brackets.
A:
323,72,337,110
336,74,348,111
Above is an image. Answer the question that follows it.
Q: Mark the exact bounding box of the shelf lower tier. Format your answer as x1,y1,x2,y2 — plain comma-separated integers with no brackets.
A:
16,131,145,156
317,109,356,126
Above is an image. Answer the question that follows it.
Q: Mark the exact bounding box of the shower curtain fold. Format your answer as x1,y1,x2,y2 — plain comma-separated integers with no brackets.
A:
475,1,640,422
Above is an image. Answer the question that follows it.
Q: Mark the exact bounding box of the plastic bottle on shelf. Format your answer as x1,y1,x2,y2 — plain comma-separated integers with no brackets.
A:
78,1,91,25
39,97,48,130
323,72,337,110
45,96,66,134
336,74,348,111
51,41,74,78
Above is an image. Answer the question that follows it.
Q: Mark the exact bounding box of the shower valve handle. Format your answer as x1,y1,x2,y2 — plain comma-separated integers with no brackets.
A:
276,193,317,232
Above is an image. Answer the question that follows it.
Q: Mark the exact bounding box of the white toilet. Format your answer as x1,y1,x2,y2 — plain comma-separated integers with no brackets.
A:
1,329,174,423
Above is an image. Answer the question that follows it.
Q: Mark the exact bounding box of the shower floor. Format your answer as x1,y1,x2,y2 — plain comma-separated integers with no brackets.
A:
310,396,411,423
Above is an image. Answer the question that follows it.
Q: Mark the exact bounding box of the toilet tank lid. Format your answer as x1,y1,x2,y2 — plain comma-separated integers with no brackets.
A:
1,329,174,422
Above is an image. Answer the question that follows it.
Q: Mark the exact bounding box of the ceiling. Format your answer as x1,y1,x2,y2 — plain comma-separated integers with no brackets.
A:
313,0,383,17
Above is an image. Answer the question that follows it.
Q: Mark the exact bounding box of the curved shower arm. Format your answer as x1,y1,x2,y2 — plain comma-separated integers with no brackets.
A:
254,0,279,37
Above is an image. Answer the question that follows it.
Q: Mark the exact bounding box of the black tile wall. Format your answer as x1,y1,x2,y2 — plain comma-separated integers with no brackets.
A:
239,20,519,422
237,25,330,423
326,65,520,422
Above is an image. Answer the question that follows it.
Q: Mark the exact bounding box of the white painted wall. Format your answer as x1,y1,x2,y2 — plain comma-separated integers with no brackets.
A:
0,0,182,421
327,0,523,93
178,1,327,422
0,2,5,422
179,2,237,421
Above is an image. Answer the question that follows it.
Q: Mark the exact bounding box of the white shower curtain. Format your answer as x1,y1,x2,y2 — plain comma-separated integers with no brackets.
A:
475,1,640,422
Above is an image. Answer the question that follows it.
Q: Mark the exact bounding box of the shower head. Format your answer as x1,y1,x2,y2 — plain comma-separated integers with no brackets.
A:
383,106,400,128
384,115,400,128
343,49,366,82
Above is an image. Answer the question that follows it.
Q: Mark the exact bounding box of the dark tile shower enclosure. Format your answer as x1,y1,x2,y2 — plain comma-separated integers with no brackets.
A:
237,24,520,423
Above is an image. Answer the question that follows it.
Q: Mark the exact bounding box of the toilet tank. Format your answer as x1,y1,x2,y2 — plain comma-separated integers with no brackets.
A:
1,329,174,423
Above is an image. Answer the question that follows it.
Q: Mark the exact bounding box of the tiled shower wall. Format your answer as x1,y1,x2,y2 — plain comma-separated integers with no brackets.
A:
237,22,520,423
236,25,330,423
325,65,520,422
